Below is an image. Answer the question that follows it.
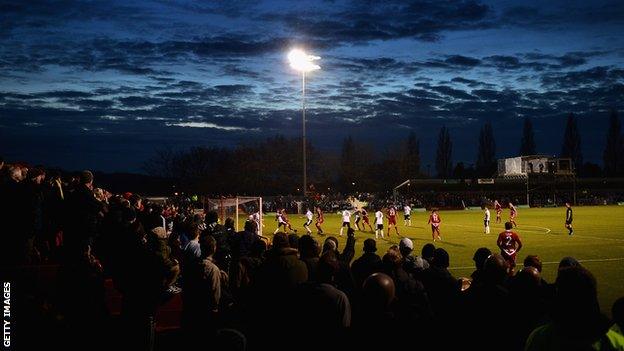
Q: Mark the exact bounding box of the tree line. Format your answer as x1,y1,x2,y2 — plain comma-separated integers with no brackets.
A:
144,110,623,195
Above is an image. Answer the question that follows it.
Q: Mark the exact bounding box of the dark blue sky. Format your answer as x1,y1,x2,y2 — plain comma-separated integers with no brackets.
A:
1,0,623,172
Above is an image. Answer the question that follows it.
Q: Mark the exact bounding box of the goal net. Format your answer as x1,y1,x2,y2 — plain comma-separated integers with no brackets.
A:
203,197,264,236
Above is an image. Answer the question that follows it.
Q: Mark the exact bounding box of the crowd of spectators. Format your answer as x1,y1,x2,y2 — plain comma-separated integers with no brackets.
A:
1,158,623,350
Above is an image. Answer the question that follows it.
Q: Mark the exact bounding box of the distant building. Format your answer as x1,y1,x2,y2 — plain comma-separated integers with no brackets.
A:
497,155,574,178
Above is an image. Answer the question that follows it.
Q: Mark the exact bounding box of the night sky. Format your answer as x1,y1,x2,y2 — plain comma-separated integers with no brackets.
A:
1,0,623,172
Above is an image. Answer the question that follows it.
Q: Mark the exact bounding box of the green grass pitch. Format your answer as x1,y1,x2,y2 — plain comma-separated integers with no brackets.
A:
256,206,624,315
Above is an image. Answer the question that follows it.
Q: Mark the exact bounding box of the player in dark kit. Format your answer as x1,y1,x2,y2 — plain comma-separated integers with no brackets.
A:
565,202,574,235
497,222,523,275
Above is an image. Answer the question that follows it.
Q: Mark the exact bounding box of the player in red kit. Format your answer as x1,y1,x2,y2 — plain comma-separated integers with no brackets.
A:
315,207,324,235
428,209,442,242
494,200,502,223
361,208,374,231
509,202,518,227
497,222,522,275
387,205,399,236
281,209,296,233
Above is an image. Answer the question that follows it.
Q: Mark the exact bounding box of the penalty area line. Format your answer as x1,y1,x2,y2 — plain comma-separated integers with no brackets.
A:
449,257,624,270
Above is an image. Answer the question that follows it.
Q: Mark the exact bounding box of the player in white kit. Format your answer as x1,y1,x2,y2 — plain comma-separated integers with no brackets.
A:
375,209,384,239
403,204,412,226
483,206,491,234
340,209,351,236
304,208,314,234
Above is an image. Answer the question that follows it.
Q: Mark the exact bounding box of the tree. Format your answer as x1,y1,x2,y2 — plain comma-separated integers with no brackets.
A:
435,126,453,178
603,109,622,176
560,113,583,173
401,131,421,179
142,147,178,178
476,121,496,177
520,117,536,155
581,162,603,178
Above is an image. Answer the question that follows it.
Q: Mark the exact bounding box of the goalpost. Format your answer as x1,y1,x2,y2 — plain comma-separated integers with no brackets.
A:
203,196,264,236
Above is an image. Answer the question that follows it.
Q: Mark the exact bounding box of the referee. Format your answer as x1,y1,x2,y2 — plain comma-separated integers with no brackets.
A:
565,202,573,235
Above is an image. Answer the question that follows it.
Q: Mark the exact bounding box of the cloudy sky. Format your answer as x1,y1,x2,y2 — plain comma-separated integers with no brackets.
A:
1,0,623,172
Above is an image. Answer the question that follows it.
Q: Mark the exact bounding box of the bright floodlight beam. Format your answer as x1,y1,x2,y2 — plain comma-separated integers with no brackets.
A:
288,49,320,197
288,49,321,72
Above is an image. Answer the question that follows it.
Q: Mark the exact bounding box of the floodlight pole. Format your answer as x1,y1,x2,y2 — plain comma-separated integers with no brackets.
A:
526,175,530,207
302,71,307,197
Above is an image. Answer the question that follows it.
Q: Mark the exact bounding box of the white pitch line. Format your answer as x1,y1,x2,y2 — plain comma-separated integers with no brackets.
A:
449,257,624,270
520,225,552,234
445,223,551,234
570,234,624,242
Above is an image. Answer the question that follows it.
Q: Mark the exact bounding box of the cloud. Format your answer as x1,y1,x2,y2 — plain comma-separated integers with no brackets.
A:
540,66,624,89
450,77,495,88
429,86,476,100
499,1,624,28
1,0,623,171
165,121,258,131
260,0,492,43
444,55,481,67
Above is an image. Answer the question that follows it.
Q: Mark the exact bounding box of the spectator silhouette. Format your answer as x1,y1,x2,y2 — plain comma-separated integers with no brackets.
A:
203,211,231,272
182,235,222,344
421,248,460,319
524,254,555,302
612,297,624,336
57,244,108,351
461,253,510,350
470,247,492,287
526,266,624,350
507,266,548,350
64,170,104,257
296,250,351,330
381,247,433,331
298,234,320,281
399,237,429,279
421,243,436,265
353,273,397,348
351,238,382,290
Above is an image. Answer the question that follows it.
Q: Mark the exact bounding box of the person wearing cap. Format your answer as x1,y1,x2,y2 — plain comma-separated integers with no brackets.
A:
351,238,382,290
399,237,429,279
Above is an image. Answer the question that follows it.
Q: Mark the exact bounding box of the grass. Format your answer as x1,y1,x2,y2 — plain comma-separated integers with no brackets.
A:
251,206,624,315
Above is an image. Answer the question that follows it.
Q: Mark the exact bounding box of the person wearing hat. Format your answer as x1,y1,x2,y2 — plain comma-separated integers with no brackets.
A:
399,237,429,279
351,238,382,289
